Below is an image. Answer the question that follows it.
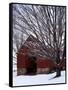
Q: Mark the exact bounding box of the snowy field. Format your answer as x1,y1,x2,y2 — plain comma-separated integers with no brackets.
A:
13,71,66,86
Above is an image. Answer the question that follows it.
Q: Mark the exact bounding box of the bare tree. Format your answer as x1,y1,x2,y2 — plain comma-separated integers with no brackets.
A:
13,4,66,77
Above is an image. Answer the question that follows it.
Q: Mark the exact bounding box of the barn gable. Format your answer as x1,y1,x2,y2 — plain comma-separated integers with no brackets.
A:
17,35,47,58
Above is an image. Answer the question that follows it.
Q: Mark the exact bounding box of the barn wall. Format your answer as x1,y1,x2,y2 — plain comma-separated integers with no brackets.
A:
17,48,57,75
36,59,56,69
17,53,26,68
36,58,57,74
17,68,27,75
36,68,50,74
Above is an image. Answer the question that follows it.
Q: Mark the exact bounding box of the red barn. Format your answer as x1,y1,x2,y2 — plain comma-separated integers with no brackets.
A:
17,35,57,75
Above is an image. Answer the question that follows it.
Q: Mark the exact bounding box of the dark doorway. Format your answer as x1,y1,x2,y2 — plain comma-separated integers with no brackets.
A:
27,56,37,75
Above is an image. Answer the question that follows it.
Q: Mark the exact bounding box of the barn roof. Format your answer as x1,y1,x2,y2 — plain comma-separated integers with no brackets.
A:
18,35,47,58
24,35,41,48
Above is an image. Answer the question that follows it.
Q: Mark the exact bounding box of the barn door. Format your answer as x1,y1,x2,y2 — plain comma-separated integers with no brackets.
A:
27,56,37,75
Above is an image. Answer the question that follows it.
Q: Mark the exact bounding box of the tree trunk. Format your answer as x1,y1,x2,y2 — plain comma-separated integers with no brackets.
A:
56,48,61,77
56,68,61,77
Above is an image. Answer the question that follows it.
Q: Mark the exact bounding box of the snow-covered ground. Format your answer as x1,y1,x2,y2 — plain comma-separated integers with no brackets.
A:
13,71,66,86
